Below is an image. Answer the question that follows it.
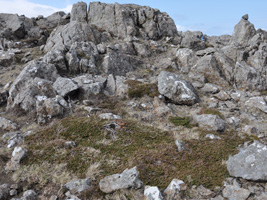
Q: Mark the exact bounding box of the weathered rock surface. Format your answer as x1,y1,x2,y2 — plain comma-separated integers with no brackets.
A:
144,186,163,200
227,140,267,181
22,190,37,200
64,179,91,194
7,61,59,111
99,166,143,193
5,147,27,171
0,117,17,131
222,185,250,200
245,96,267,114
71,2,88,22
53,77,79,97
164,179,185,196
158,71,199,105
193,114,225,131
88,2,178,41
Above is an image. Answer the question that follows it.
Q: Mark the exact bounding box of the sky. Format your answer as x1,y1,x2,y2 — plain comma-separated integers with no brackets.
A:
0,0,267,36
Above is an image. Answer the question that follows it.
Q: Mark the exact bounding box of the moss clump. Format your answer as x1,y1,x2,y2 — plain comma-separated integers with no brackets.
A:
169,116,194,128
199,107,225,119
125,80,159,98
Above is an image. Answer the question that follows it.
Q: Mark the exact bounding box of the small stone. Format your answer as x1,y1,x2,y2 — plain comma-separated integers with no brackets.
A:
23,190,37,200
99,166,143,193
64,141,76,148
10,189,17,196
144,186,163,200
64,179,91,194
223,185,250,200
205,134,221,140
175,140,186,152
98,113,121,120
164,179,185,195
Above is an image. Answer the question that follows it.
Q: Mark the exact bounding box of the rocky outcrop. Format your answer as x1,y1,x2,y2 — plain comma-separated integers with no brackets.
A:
158,71,199,105
88,2,179,42
99,166,143,193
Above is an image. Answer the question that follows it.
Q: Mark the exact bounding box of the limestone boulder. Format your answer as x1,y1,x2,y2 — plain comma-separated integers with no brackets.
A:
227,140,267,181
157,71,199,105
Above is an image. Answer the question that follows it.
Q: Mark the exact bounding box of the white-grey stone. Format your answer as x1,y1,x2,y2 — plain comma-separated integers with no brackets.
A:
64,179,91,194
227,140,267,181
23,190,37,200
193,114,225,131
245,96,267,114
99,166,143,193
98,113,121,120
5,147,27,171
175,140,186,152
158,71,199,105
164,179,185,195
205,134,221,140
222,185,250,200
144,186,163,200
53,77,79,97
0,117,17,131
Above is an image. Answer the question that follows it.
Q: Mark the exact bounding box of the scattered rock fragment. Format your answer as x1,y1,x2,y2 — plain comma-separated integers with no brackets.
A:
99,166,143,193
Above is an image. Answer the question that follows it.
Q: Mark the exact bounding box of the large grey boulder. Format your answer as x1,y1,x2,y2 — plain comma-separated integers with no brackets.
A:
157,71,199,105
233,61,262,90
72,74,106,98
53,77,79,97
189,55,229,87
44,21,106,52
227,140,267,181
0,14,25,39
231,15,256,48
71,2,87,22
64,179,91,194
99,166,143,193
193,114,225,131
88,2,178,41
7,61,59,112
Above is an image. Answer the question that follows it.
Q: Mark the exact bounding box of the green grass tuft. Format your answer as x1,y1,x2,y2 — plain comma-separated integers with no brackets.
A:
125,80,159,98
169,116,194,128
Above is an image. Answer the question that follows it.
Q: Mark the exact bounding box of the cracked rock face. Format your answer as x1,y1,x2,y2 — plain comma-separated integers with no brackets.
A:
157,71,199,105
227,140,267,181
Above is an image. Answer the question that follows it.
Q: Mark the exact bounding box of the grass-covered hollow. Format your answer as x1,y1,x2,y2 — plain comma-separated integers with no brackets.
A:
19,116,255,194
169,116,194,128
125,80,159,98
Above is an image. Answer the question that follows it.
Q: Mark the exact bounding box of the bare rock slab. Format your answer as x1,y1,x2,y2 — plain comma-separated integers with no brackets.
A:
99,166,143,193
227,140,267,181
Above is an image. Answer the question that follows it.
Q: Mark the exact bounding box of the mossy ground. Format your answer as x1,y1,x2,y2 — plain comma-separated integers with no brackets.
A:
169,116,195,128
19,115,256,196
125,80,159,98
198,107,225,119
